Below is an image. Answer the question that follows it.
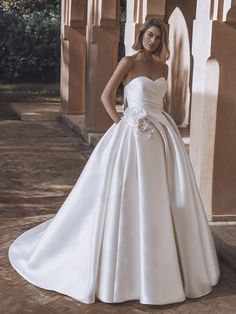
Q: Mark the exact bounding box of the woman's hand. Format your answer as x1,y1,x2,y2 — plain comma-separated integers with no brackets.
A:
114,117,121,124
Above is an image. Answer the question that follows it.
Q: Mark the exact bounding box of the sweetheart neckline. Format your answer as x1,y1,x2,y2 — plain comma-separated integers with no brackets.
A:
124,76,166,88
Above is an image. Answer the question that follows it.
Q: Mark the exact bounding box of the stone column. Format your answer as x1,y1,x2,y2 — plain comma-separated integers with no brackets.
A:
85,0,120,132
190,0,236,221
124,0,166,56
60,0,87,113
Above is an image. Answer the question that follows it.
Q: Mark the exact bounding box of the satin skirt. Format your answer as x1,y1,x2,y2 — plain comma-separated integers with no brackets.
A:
8,110,220,305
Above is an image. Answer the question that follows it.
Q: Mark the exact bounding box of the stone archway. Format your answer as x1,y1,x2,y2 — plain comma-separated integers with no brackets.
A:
167,7,191,127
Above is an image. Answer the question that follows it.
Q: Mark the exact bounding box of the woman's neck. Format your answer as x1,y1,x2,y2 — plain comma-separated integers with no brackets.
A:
138,49,153,63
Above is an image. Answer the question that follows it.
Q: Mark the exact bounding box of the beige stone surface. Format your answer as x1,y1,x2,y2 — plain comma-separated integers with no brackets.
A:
190,0,236,220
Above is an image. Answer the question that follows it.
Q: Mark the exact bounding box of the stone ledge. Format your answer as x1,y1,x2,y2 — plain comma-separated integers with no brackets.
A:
60,114,190,150
9,102,190,150
10,102,61,121
59,114,104,147
211,223,236,272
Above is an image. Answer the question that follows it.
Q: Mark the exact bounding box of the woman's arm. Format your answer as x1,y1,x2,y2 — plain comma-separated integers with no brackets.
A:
101,56,133,124
163,63,169,112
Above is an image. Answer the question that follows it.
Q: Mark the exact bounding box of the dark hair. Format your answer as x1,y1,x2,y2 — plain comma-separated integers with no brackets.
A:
132,18,170,61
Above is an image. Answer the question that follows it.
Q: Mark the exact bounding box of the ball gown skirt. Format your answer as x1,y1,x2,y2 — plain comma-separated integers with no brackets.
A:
8,76,220,305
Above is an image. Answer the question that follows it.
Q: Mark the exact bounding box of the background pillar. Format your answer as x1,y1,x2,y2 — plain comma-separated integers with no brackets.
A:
60,0,87,113
85,0,120,132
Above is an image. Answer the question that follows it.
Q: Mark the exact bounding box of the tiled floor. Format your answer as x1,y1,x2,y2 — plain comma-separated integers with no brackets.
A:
1,117,236,314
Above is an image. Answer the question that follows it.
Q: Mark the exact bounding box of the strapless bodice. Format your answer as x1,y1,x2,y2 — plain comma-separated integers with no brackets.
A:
124,76,168,112
122,76,168,137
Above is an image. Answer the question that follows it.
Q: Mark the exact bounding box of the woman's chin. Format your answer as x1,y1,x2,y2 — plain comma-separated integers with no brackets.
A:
143,46,154,53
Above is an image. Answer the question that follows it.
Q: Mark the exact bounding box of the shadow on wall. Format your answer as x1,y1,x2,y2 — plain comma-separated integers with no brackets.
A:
166,6,192,127
198,58,219,217
60,38,69,106
167,32,188,126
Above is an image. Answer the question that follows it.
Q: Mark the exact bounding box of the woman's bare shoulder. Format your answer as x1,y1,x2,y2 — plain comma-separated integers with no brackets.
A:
162,61,169,70
119,55,135,71
154,57,168,66
154,59,168,78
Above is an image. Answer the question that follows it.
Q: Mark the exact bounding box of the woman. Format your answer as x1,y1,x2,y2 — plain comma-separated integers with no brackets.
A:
8,18,220,305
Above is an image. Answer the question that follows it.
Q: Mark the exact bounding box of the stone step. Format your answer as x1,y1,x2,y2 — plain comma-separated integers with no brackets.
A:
10,102,61,121
211,223,236,272
59,114,104,147
9,102,190,149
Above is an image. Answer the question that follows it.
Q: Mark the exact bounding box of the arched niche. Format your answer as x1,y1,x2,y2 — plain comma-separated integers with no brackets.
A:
199,57,219,218
167,6,191,127
226,6,236,28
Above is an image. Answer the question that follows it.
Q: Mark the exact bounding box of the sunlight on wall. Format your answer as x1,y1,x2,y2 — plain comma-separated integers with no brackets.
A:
167,7,191,127
200,57,219,217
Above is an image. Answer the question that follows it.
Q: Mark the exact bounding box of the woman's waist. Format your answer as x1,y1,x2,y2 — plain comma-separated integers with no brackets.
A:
123,105,164,125
122,105,165,138
126,103,164,115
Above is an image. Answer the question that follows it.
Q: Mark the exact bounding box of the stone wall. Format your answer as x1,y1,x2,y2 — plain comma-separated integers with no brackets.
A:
60,0,236,221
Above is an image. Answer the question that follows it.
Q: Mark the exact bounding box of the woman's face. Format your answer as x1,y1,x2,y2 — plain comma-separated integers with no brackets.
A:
141,26,162,53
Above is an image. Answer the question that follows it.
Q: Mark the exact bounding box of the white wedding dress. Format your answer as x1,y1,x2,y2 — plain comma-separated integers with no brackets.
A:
8,76,220,305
